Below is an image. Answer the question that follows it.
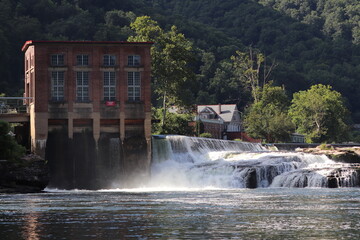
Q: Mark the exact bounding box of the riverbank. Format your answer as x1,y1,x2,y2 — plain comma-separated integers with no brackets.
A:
0,154,49,193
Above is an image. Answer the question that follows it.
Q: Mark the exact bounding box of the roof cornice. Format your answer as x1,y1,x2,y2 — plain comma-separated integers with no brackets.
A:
22,40,154,52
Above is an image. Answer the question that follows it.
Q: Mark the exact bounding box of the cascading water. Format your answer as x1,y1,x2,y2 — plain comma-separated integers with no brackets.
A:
150,135,360,189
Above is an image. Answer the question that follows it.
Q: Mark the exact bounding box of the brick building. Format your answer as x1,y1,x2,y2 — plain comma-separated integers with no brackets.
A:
196,104,242,140
22,40,152,158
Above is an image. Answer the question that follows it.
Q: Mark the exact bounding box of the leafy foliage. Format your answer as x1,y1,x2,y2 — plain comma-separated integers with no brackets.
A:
152,108,194,135
129,16,196,108
199,133,213,138
0,0,359,125
243,83,294,143
128,16,196,130
0,120,26,161
289,84,350,143
231,47,276,103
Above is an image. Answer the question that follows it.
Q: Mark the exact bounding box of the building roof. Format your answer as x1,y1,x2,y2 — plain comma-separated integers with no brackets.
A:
197,104,238,122
22,40,154,52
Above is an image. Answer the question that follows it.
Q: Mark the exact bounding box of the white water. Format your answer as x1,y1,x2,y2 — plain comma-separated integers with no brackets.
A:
150,135,359,189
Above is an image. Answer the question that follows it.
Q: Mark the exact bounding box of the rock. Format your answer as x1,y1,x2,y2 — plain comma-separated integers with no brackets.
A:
296,146,360,164
245,168,257,188
0,154,49,193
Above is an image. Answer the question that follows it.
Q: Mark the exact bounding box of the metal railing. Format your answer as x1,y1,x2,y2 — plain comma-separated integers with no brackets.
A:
0,97,32,114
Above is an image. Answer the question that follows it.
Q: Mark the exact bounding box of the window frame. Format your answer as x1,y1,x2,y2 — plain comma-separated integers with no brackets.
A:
51,54,64,66
76,71,89,102
127,55,141,66
127,71,141,102
103,54,116,66
103,71,116,101
51,71,65,101
76,54,89,66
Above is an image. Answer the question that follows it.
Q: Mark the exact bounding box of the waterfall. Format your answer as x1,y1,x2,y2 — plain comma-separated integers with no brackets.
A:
150,135,360,189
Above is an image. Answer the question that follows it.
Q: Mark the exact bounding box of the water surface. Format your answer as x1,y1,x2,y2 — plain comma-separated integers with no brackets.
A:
1,188,360,239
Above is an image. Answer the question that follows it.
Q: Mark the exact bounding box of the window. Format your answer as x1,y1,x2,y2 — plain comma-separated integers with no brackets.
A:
51,54,64,66
128,55,141,66
128,72,141,101
76,72,89,102
104,72,116,101
76,55,89,66
103,55,116,66
51,72,64,101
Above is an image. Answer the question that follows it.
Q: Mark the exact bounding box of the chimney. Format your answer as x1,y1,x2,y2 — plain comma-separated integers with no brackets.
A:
218,103,221,114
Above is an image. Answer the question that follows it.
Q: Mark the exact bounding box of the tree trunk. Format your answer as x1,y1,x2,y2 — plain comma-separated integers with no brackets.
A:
161,92,167,130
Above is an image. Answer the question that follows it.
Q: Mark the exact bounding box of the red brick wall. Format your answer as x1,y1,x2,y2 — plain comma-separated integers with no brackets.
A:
25,42,152,116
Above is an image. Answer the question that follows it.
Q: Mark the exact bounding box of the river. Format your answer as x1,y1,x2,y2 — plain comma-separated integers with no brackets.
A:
2,135,360,239
1,188,360,239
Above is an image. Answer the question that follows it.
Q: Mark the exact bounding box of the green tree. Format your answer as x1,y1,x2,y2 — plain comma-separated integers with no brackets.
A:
152,108,194,135
243,83,294,143
289,84,349,143
0,120,26,162
231,47,276,103
128,16,195,128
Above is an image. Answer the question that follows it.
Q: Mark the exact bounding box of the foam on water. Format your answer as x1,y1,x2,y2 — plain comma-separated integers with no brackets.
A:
149,135,359,189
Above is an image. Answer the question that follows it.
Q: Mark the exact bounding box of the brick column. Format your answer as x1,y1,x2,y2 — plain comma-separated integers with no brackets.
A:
120,112,125,141
68,112,73,139
92,112,100,146
30,106,48,158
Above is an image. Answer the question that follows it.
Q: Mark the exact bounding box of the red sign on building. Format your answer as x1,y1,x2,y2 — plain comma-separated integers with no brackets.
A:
105,101,116,106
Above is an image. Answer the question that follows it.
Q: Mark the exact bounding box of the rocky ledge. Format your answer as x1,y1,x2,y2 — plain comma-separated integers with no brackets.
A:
0,154,49,193
296,145,360,164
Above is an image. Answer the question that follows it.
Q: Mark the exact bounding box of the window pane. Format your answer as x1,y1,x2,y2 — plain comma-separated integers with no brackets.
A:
110,55,116,65
51,71,65,101
104,55,116,66
127,72,141,101
128,55,141,66
134,55,140,65
51,54,64,66
77,55,89,66
104,71,116,101
76,71,90,102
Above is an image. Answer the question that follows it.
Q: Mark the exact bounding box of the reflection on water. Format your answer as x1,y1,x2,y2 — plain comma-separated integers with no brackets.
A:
22,199,41,240
1,188,360,239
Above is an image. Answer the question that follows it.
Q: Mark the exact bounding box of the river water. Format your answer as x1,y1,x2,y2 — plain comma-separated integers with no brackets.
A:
1,188,360,239
2,136,360,239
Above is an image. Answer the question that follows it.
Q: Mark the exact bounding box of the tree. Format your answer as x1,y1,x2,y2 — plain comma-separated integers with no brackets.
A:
151,108,194,135
231,47,276,103
243,83,294,143
128,16,195,128
289,84,349,143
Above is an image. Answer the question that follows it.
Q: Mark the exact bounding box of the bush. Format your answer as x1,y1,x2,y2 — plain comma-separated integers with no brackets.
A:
318,143,333,150
0,120,26,162
152,108,194,135
199,132,212,138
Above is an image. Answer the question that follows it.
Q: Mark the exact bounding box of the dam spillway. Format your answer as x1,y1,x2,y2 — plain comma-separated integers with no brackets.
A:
150,135,360,189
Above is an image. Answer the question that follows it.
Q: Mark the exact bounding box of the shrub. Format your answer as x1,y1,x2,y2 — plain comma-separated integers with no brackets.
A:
199,132,212,138
318,143,333,150
0,120,26,162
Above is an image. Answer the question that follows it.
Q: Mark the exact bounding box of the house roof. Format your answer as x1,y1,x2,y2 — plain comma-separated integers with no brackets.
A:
197,104,238,122
22,40,154,52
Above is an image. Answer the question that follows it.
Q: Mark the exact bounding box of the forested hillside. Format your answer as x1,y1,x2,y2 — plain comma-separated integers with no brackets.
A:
0,0,359,121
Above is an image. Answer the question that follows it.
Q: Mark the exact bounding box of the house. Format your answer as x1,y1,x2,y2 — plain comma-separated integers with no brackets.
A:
196,104,241,140
22,40,152,157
